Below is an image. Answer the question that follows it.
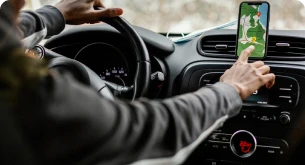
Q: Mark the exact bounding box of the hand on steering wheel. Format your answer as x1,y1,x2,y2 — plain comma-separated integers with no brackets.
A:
55,0,123,24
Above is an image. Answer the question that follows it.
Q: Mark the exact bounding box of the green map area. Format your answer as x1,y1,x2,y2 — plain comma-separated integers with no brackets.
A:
237,3,266,58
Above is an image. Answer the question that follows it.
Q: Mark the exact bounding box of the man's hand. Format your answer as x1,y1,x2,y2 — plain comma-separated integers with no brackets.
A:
220,46,275,100
55,0,123,25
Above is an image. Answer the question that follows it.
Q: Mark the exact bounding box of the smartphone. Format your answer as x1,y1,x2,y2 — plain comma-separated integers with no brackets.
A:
236,1,270,59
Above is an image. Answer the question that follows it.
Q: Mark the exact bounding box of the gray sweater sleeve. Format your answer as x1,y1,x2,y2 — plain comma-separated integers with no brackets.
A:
16,73,242,165
19,5,65,48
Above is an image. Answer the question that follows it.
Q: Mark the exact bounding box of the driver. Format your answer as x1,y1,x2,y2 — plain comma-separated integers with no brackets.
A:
0,0,275,165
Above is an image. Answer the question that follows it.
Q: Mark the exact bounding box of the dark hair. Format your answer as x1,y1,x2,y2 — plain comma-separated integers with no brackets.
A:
0,49,48,107
0,1,48,107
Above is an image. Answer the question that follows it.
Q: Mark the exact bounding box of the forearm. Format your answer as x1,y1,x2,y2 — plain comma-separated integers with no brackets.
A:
129,82,242,164
19,5,65,48
16,73,242,165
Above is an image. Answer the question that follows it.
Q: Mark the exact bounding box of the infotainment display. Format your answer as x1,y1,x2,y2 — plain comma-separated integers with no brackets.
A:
199,72,299,108
244,87,269,105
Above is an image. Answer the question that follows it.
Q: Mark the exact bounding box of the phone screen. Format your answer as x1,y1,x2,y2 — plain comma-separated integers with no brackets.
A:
236,2,270,58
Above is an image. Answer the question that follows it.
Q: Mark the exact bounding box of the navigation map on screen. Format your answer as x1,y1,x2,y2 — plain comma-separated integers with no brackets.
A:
237,3,269,58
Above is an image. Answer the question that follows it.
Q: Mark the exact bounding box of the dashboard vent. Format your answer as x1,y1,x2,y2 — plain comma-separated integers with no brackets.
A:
199,35,236,57
267,36,305,60
198,34,305,60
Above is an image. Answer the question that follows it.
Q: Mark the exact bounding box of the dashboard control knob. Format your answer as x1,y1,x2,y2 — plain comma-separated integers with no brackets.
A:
279,114,290,124
230,130,257,158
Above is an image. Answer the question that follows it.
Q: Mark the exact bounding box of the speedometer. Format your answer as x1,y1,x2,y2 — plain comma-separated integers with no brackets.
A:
99,66,129,86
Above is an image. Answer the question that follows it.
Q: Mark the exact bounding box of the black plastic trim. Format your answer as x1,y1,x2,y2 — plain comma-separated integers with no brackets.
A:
45,24,175,56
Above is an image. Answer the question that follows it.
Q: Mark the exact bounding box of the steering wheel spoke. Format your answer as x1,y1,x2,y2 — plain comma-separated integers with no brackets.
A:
104,80,134,97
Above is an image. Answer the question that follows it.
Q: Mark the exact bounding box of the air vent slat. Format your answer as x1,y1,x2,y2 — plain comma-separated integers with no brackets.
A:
199,34,305,60
289,47,305,50
202,45,217,48
204,50,235,53
204,41,236,43
268,51,305,57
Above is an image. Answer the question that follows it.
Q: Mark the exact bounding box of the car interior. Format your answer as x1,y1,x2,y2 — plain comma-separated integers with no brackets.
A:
21,0,305,164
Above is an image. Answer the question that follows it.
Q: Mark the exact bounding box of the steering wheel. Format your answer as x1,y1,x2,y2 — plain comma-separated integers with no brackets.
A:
47,16,151,101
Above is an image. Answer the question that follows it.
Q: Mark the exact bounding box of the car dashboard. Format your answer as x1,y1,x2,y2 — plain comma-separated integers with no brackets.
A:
44,24,305,165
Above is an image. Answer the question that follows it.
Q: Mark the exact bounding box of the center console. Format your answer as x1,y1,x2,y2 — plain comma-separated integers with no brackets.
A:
179,62,305,165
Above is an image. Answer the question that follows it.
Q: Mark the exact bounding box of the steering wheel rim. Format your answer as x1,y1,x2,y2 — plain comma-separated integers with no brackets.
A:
102,17,151,99
48,16,151,100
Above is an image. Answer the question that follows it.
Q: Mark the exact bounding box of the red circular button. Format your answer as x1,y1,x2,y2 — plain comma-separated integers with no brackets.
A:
230,130,257,158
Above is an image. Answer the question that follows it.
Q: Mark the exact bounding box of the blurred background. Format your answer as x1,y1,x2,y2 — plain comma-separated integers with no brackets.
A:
24,0,305,33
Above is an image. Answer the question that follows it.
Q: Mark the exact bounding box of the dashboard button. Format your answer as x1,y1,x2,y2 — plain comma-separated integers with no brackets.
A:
211,143,220,149
205,160,223,165
257,115,277,122
209,134,221,141
204,160,242,165
256,146,279,157
230,130,257,158
256,137,289,151
241,113,249,120
220,135,231,142
221,143,230,150
279,150,285,155
209,134,231,142
279,114,290,124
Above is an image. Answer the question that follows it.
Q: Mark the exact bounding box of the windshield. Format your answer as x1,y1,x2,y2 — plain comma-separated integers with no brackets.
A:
24,0,305,33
